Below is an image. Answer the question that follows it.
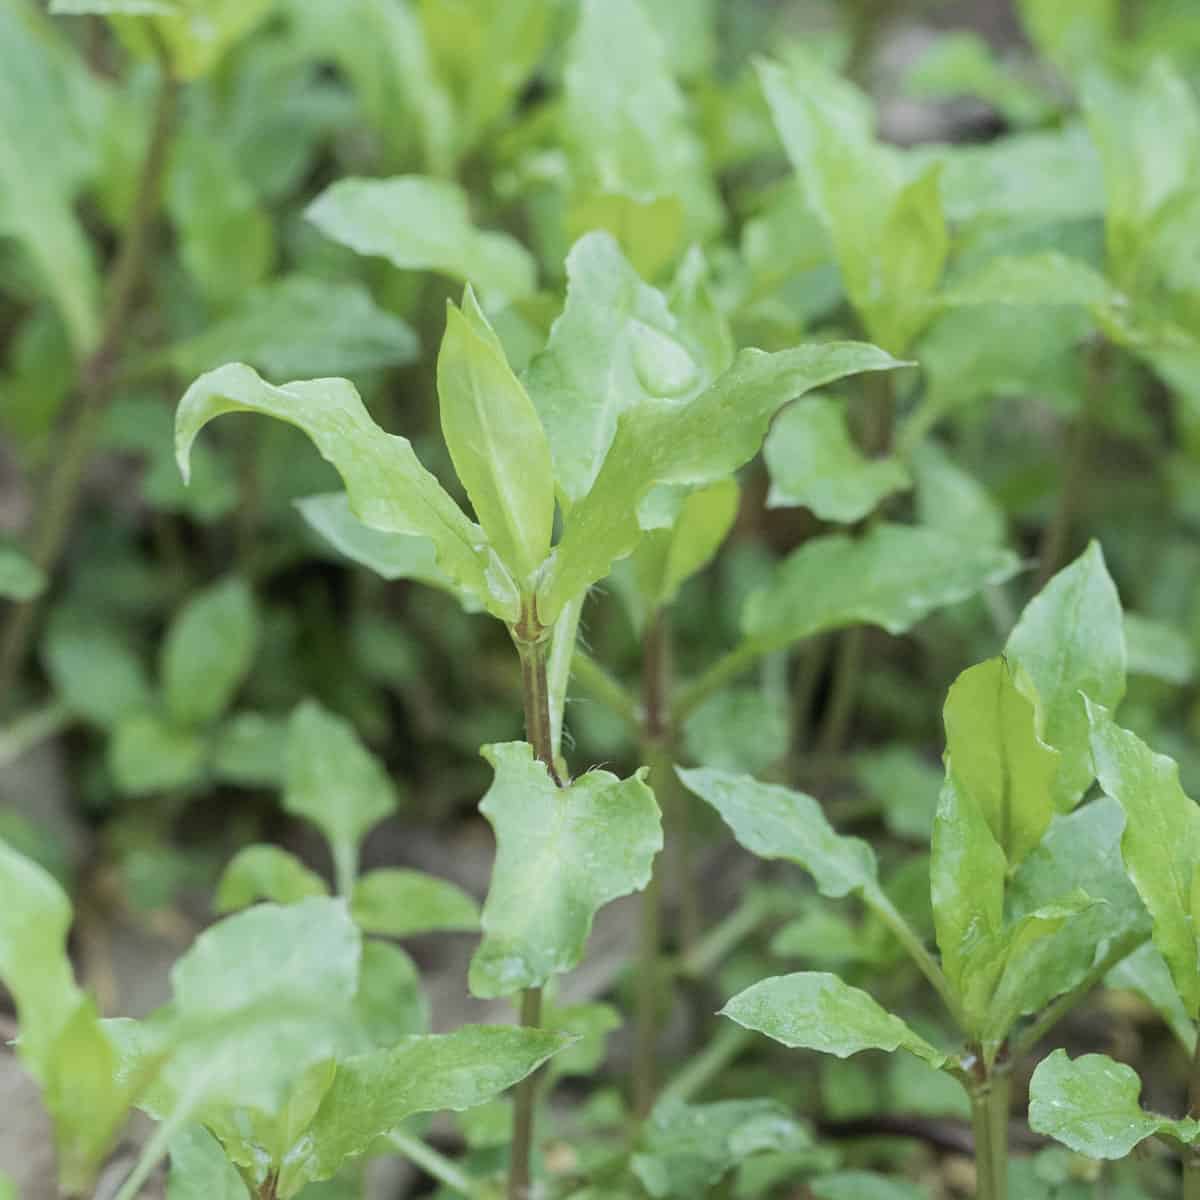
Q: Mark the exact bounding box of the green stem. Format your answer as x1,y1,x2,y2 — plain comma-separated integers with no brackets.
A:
676,889,776,982
546,593,586,761
869,893,963,1030
968,1064,1008,1200
1010,930,1147,1060
815,625,865,755
0,47,179,707
570,649,638,732
332,842,357,900
508,623,561,1200
673,638,767,726
657,1024,755,1108
0,701,71,768
387,1131,484,1199
633,610,672,1118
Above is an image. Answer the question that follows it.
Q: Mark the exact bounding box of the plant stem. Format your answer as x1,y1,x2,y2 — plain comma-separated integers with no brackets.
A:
657,1024,755,1108
0,47,180,707
546,594,586,759
815,625,865,755
509,623,562,1200
0,701,71,768
569,649,638,732
1010,930,1147,1060
387,1131,483,1199
673,638,767,726
968,1062,1008,1200
869,893,963,1029
1035,337,1107,591
676,889,776,982
1185,1029,1200,1199
633,610,672,1118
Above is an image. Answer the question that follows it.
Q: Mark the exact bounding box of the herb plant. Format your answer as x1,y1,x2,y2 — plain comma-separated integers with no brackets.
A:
0,2,1198,1199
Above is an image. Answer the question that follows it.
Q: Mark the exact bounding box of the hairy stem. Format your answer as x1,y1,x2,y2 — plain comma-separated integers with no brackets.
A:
869,893,963,1029
0,48,180,706
509,625,561,1200
633,610,672,1117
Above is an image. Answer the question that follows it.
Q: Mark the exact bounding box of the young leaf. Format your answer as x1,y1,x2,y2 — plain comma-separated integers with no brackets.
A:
540,342,905,620
1087,703,1200,1017
210,713,287,789
523,231,702,506
437,289,555,585
470,742,661,997
743,524,1020,652
632,1099,811,1199
764,396,910,522
721,973,947,1067
563,0,721,253
296,492,480,608
284,702,397,893
942,657,1059,869
350,868,479,937
677,767,879,901
175,363,517,620
353,941,429,1050
1028,1050,1198,1158
911,442,1007,548
632,479,739,610
42,614,152,729
162,276,420,381
161,577,257,728
941,252,1116,310
108,713,207,797
214,845,329,914
166,1125,250,1200
1006,541,1125,810
281,1026,572,1193
0,546,46,601
930,776,1006,1032
306,176,536,300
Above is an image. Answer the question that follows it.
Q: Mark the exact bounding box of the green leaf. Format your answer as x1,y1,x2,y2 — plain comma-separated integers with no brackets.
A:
930,775,1006,1032
350,869,479,937
470,742,661,997
162,276,420,381
1107,942,1195,1052
1028,1050,1197,1158
51,1,177,12
1082,62,1200,292
1124,613,1196,685
0,545,45,600
1016,0,1116,76
633,479,739,610
524,232,702,506
437,288,554,585
284,702,397,891
306,176,536,300
743,524,1021,651
943,657,1060,869
107,0,274,80
0,3,100,353
41,613,152,729
942,251,1116,310
680,684,789,777
161,577,257,728
678,767,879,901
764,396,910,522
166,1125,250,1200
911,443,1007,548
353,940,428,1050
563,0,721,254
210,713,287,789
176,363,516,620
1087,703,1200,1017
1005,541,1126,809
721,973,947,1067
109,713,207,797
758,56,946,353
214,846,328,913
540,343,905,620
296,492,478,607
632,1098,811,1199
281,1026,571,1193
811,1173,925,1200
